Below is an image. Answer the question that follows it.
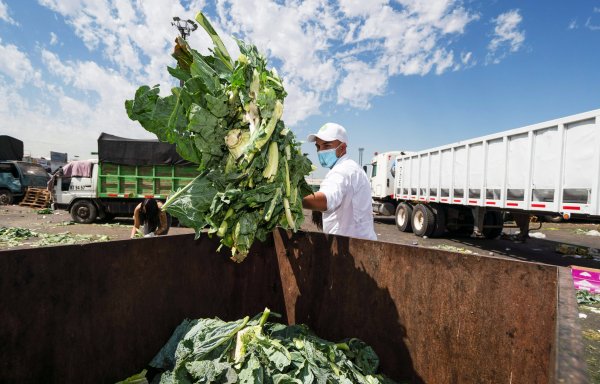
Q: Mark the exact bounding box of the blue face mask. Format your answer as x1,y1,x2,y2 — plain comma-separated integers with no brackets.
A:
318,145,341,169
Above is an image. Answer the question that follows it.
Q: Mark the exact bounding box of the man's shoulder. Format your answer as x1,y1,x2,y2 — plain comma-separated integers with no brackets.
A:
334,156,361,172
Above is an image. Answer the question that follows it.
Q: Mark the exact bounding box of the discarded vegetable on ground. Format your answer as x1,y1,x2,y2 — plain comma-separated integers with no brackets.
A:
126,12,313,262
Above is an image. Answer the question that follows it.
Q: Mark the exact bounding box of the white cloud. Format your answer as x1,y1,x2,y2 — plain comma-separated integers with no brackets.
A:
0,0,18,25
460,51,475,68
585,17,600,31
0,39,42,86
215,0,479,119
2,0,501,157
487,9,525,64
0,48,147,158
338,0,388,17
337,59,387,108
38,0,207,83
568,19,578,30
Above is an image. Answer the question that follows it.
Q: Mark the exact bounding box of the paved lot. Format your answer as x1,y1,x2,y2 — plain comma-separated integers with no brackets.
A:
371,215,600,268
2,204,600,269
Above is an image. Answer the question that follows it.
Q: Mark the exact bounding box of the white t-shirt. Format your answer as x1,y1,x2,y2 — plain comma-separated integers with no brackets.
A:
319,154,377,241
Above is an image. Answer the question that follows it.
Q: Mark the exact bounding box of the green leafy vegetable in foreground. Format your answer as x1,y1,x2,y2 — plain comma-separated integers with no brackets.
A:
125,11,314,262
118,309,399,384
0,226,109,248
577,289,600,305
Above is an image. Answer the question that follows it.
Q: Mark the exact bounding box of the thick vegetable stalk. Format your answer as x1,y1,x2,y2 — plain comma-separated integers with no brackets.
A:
241,100,283,166
262,142,279,181
125,11,314,262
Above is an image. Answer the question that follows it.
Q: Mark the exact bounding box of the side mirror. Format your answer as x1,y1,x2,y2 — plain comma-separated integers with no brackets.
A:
362,165,367,173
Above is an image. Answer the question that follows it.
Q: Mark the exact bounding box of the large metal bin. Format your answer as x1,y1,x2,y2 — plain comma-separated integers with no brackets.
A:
0,229,587,383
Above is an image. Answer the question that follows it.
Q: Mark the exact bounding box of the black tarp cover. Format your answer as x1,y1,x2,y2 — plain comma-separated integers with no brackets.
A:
0,136,24,161
98,133,193,166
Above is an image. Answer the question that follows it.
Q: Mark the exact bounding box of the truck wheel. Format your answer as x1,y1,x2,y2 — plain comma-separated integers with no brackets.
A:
430,204,447,237
395,203,413,232
412,204,435,237
543,214,563,223
482,211,503,239
70,200,97,224
0,189,13,205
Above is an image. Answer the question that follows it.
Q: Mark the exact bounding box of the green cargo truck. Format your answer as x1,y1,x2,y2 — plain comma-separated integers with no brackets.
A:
51,133,198,223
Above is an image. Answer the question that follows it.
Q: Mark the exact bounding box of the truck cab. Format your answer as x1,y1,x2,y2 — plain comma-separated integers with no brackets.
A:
0,161,50,205
52,160,97,206
51,160,99,223
368,151,407,216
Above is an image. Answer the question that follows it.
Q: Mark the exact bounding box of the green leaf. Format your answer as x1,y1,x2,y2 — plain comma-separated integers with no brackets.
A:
206,94,229,118
195,11,233,71
188,104,218,134
168,66,191,83
237,354,264,384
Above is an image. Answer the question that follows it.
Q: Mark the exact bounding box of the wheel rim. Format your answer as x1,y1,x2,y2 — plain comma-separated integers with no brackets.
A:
414,210,424,231
398,208,407,226
0,195,8,205
77,206,90,219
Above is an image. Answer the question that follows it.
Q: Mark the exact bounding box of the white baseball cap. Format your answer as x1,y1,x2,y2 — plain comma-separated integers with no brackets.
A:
307,123,348,144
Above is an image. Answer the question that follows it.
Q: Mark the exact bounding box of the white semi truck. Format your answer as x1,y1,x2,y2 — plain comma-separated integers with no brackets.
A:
369,151,409,216
368,108,600,237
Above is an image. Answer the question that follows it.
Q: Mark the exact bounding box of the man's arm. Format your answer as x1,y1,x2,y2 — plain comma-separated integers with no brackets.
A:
302,192,328,212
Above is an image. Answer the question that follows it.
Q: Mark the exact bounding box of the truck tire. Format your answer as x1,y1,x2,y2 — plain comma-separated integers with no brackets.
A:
70,200,97,224
412,204,435,237
482,211,503,239
430,204,447,237
395,203,413,232
0,189,13,205
543,214,563,223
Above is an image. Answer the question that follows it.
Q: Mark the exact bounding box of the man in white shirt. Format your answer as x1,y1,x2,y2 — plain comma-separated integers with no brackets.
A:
302,123,377,241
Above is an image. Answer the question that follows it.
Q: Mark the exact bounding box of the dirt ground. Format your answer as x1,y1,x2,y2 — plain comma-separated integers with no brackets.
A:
2,204,600,379
2,205,599,267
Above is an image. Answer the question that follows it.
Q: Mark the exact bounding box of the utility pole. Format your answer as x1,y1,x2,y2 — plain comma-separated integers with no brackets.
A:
171,17,198,86
358,147,364,166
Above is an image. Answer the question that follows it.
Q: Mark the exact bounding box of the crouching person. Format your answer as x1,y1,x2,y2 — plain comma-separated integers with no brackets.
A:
130,198,171,238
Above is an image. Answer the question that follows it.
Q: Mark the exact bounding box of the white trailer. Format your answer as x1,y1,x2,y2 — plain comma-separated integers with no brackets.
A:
392,109,600,237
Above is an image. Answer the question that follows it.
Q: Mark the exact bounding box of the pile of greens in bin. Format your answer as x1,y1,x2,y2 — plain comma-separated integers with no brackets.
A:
118,308,398,384
125,12,313,262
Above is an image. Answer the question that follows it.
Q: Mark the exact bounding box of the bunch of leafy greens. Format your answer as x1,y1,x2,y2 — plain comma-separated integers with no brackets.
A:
0,226,109,248
0,226,38,248
119,308,399,384
576,289,600,305
125,12,313,262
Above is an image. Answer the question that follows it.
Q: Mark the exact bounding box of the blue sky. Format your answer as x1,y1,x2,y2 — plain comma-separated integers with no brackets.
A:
0,1,599,178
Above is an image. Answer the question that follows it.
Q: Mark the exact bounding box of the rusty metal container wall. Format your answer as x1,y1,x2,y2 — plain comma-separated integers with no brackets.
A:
0,234,286,383
270,229,587,383
0,230,587,383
